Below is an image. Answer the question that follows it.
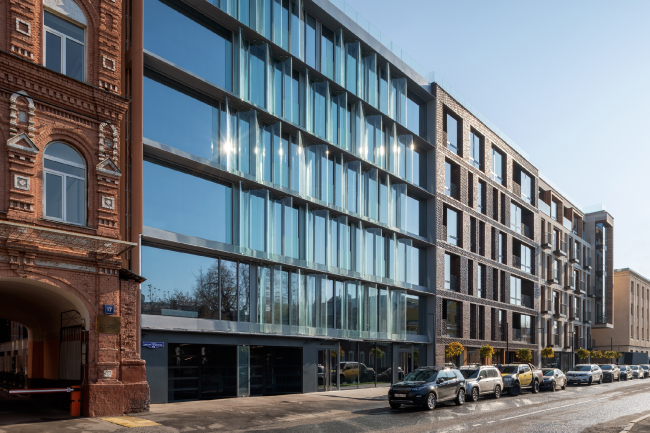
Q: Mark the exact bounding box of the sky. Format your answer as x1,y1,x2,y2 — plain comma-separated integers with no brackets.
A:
345,0,650,275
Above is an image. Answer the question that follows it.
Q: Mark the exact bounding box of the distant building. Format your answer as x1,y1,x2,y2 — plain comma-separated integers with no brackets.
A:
592,268,650,355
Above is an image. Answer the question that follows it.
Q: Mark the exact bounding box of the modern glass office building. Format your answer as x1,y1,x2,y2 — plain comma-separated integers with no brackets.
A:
127,0,436,403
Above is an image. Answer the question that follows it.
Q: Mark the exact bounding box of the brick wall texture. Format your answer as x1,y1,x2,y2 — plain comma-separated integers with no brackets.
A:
0,0,149,417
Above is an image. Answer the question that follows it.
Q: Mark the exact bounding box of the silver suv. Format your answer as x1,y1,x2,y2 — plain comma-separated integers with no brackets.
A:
459,364,504,401
566,364,603,385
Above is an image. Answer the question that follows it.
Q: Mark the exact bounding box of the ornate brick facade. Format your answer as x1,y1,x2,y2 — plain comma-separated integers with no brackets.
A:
0,0,149,417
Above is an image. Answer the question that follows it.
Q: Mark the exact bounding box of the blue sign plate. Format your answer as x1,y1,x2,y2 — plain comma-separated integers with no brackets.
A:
142,342,164,349
103,305,115,315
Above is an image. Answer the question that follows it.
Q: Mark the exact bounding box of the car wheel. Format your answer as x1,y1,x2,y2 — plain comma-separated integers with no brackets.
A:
617,375,620,382
588,377,593,386
423,392,436,410
493,385,501,399
469,387,479,402
455,389,465,406
532,380,540,394
598,376,603,385
389,401,401,410
561,380,566,390
550,380,556,392
508,382,521,396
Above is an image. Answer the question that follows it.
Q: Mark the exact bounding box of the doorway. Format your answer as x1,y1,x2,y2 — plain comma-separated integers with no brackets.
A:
397,346,413,381
317,349,334,391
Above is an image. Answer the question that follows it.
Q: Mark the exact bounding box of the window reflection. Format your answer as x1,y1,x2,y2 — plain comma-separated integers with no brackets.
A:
144,0,232,90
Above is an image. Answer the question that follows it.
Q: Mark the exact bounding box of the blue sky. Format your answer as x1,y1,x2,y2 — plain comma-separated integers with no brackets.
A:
346,0,650,275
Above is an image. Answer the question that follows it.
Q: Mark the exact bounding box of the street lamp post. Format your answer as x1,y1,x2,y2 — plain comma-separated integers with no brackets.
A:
569,331,575,371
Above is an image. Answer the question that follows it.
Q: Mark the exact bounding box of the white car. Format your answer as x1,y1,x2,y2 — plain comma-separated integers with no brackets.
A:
566,364,603,385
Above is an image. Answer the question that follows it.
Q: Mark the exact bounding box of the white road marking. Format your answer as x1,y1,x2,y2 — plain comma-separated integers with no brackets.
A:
499,397,607,421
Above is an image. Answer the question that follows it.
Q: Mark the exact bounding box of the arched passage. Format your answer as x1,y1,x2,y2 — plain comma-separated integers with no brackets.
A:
0,277,90,389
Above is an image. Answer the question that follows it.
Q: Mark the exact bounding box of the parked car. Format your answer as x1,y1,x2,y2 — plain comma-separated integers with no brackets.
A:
340,362,375,383
599,364,621,382
377,367,404,382
630,365,645,379
566,364,603,385
620,365,632,380
641,365,650,378
388,366,466,410
459,364,504,401
540,368,566,391
498,363,543,395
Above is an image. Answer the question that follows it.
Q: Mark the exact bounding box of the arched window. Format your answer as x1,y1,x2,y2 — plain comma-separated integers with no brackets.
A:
44,142,86,225
43,0,87,81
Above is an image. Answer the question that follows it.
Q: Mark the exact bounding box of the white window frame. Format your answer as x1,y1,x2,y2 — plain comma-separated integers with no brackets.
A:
43,10,86,82
43,143,87,225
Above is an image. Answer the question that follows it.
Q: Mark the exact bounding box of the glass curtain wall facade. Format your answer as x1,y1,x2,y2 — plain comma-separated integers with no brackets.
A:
136,0,433,403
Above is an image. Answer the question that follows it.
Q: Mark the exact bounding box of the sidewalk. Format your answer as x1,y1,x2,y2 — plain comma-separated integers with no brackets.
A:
628,414,650,433
0,387,390,432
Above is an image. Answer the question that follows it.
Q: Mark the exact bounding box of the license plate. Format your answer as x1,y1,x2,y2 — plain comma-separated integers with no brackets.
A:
394,393,406,398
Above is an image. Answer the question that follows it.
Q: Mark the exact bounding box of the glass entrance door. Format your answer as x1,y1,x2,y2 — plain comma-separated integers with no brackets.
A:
397,345,413,381
317,349,333,391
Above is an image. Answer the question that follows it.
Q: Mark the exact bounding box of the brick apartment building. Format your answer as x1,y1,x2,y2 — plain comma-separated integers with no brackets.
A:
536,177,615,369
0,0,149,416
592,268,650,355
435,84,540,365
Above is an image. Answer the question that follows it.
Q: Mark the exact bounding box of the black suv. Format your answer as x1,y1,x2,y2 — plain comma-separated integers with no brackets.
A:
388,366,466,410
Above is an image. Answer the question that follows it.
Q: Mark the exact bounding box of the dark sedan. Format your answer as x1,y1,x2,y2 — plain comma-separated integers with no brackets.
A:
620,365,633,380
388,367,466,410
600,364,621,382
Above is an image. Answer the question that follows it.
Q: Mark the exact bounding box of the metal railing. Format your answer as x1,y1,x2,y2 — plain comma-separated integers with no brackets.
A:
579,280,586,293
543,232,553,247
446,182,460,200
554,334,560,347
445,274,459,292
566,276,575,289
570,248,581,263
583,256,592,268
543,300,552,313
512,328,533,343
538,200,551,216
554,303,568,316
522,294,534,309
443,225,459,246
522,222,533,239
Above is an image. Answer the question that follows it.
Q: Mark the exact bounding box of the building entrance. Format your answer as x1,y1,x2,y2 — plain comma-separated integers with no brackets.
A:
317,349,334,391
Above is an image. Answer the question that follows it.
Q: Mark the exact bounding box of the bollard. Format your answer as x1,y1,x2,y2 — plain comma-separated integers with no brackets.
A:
70,386,81,417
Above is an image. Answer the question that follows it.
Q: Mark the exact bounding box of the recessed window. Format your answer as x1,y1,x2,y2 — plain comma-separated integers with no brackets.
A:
44,142,86,225
470,131,483,170
491,146,505,185
444,112,460,155
44,11,85,81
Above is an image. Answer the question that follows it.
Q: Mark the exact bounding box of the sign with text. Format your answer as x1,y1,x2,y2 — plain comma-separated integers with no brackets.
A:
95,315,121,334
142,342,165,349
103,304,115,315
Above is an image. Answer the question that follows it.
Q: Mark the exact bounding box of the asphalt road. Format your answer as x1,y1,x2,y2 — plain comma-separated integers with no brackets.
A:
2,378,650,432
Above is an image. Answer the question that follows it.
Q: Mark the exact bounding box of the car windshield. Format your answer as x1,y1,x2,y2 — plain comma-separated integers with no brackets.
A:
574,366,592,372
460,369,479,379
543,370,555,376
643,366,649,370
600,365,612,370
498,366,518,374
403,369,437,382
631,366,638,370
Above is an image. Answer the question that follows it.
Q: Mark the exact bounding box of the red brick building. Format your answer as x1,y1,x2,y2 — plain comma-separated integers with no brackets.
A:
0,0,149,416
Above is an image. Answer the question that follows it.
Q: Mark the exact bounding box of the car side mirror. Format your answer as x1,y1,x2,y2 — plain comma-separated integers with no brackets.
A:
436,378,444,384
476,376,481,381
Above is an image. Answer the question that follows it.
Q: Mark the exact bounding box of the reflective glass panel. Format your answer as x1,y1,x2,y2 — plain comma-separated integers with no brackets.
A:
143,161,232,243
144,0,232,89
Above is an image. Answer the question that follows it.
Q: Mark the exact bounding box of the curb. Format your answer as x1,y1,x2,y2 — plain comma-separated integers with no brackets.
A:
620,413,650,433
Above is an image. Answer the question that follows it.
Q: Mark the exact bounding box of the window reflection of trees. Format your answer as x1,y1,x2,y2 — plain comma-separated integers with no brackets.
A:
142,259,249,321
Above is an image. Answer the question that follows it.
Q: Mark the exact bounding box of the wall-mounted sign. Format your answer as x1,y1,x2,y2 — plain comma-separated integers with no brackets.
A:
96,315,121,334
142,342,164,349
104,304,115,315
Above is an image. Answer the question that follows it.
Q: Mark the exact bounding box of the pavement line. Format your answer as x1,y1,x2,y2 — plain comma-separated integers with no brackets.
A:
499,398,606,421
620,413,650,433
102,416,161,428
